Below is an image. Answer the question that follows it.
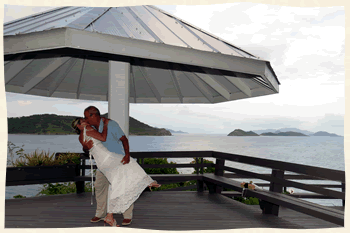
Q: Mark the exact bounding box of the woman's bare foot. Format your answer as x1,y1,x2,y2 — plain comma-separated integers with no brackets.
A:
104,213,120,227
148,181,161,191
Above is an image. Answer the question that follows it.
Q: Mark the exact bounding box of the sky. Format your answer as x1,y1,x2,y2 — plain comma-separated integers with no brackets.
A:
2,2,345,136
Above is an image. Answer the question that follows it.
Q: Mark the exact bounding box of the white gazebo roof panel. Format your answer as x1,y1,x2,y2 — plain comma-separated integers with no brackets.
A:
111,7,159,42
138,66,179,97
190,27,246,57
240,77,268,90
132,65,158,98
35,57,79,92
79,59,109,95
171,69,209,98
7,55,58,86
144,6,213,52
67,7,109,30
122,6,188,47
53,58,85,93
4,7,85,35
182,70,222,101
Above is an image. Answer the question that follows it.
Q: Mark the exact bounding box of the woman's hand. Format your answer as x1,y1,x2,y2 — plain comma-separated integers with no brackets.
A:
101,117,110,126
80,121,89,127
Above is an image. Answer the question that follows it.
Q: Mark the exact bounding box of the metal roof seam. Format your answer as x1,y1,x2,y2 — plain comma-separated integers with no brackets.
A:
173,18,217,52
134,59,162,102
167,63,184,103
3,6,69,27
148,5,259,59
49,58,79,97
76,57,87,99
130,64,137,103
143,5,190,47
83,7,112,30
251,78,274,92
181,65,215,103
4,7,83,35
126,6,163,43
35,56,73,93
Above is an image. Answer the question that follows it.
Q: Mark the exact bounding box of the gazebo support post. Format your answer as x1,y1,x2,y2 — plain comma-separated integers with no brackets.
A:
107,60,130,210
108,60,130,138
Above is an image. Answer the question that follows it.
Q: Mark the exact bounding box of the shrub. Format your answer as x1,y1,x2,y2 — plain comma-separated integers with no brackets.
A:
10,151,81,167
36,182,93,196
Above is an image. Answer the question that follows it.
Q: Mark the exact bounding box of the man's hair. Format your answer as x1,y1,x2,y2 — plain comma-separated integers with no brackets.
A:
84,106,101,117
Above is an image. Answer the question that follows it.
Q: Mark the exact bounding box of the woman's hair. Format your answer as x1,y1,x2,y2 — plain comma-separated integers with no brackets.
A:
71,118,82,134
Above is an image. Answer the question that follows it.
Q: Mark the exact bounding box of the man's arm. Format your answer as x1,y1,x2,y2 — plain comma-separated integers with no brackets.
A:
85,121,108,142
120,135,130,165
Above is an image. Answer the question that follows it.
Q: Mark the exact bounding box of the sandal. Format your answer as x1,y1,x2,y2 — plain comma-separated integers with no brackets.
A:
104,216,120,227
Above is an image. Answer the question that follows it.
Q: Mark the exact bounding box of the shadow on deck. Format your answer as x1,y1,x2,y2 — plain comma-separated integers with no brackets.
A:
5,191,342,230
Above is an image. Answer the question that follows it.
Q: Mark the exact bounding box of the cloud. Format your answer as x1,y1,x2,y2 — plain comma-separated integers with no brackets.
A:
17,100,32,106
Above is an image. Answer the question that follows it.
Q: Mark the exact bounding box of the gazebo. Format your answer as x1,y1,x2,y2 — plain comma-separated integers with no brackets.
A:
4,5,280,136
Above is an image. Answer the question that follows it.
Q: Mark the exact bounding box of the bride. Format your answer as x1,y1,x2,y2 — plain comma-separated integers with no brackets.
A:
72,117,161,227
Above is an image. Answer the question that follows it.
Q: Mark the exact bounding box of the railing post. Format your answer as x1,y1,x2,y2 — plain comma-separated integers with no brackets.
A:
76,155,85,194
214,158,225,194
196,157,204,192
260,169,284,216
341,182,345,207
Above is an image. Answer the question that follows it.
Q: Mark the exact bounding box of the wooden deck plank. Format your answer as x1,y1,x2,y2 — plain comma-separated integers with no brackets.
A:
5,191,342,229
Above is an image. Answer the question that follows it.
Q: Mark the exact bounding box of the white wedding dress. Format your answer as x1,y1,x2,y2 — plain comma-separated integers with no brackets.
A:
83,126,155,214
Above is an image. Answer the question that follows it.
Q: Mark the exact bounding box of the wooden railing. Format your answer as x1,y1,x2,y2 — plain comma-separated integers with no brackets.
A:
6,150,345,207
73,150,345,206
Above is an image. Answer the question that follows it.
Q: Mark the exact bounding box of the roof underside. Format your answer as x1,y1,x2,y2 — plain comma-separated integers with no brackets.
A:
4,5,280,104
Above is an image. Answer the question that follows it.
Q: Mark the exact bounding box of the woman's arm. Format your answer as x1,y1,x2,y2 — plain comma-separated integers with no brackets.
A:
85,119,109,142
79,130,92,150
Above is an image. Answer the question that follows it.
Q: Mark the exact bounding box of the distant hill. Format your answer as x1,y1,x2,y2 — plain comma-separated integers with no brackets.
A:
260,131,308,136
254,128,314,135
8,114,172,136
252,128,342,136
165,128,188,134
228,129,259,136
312,131,342,137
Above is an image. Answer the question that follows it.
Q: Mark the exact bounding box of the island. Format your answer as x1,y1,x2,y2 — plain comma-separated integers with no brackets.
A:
260,131,308,136
228,129,259,136
8,113,172,136
312,131,342,137
165,129,188,134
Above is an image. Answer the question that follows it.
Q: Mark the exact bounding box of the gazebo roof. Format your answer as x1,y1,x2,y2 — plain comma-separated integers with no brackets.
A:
4,5,280,103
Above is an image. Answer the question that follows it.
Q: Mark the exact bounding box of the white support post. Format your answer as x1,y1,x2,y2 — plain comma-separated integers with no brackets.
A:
108,60,130,138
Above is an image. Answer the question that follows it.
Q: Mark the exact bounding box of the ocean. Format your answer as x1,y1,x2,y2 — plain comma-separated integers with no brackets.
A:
6,133,345,206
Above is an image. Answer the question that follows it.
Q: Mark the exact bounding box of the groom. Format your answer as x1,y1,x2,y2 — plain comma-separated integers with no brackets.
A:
82,106,133,226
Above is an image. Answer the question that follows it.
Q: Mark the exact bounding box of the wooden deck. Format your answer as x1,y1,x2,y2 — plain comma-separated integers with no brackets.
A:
5,191,343,230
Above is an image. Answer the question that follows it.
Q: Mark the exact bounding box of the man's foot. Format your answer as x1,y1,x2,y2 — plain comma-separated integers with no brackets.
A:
91,216,105,223
122,219,132,226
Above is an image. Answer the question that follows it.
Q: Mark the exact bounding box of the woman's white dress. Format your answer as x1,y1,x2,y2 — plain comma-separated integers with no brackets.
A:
83,126,155,214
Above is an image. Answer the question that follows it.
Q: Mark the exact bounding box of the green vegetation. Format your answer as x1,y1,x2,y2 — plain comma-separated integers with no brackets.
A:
228,129,259,136
9,150,80,167
35,182,94,197
8,113,172,136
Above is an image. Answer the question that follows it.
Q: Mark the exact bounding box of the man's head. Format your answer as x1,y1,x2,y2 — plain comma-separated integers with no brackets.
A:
84,106,101,127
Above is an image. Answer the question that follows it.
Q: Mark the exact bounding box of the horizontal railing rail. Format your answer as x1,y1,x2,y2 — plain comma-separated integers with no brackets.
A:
7,150,345,206
213,151,345,182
